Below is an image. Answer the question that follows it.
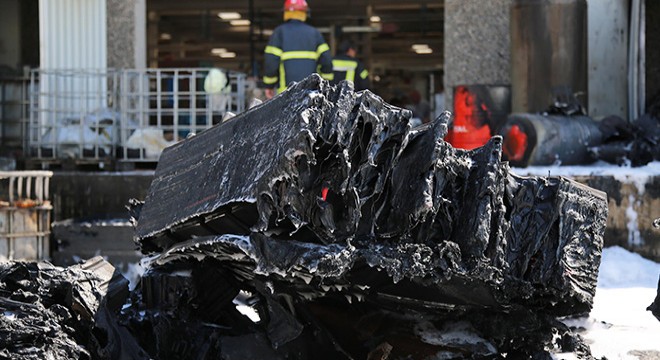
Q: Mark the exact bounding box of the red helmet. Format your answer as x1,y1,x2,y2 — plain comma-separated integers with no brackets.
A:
284,0,308,12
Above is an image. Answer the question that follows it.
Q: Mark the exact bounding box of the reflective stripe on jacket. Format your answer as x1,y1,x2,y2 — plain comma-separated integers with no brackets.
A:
263,20,333,93
331,54,369,91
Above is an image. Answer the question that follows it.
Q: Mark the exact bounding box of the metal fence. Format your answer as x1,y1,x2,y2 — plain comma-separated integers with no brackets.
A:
25,68,247,166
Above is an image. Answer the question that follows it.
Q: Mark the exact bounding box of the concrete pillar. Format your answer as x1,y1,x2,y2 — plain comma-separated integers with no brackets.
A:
134,0,147,70
106,0,146,69
443,0,513,113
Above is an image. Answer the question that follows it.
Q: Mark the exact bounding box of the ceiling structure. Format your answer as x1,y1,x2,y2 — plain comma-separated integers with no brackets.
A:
147,0,443,77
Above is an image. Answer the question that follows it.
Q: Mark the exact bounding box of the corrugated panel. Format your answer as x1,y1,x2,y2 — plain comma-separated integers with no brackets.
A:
35,0,110,159
39,0,107,69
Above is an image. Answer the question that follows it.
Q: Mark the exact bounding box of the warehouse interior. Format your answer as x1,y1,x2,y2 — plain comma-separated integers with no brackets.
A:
0,0,443,107
149,0,443,104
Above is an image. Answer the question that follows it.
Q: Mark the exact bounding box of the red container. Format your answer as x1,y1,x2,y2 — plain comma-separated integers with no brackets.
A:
445,85,510,150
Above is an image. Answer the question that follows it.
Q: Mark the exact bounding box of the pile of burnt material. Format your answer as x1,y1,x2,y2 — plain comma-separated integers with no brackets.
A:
587,113,660,167
122,75,608,359
0,257,145,359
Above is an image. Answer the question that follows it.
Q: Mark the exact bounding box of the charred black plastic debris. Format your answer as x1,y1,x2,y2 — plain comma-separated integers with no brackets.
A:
587,113,660,167
499,95,660,167
652,221,660,322
124,75,609,359
649,275,660,322
0,257,146,360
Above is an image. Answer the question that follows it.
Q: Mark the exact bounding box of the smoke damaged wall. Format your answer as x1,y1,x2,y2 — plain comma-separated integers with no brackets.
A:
443,0,513,113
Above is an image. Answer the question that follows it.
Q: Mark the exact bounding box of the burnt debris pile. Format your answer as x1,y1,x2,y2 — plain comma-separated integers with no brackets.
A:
127,75,608,359
0,75,609,359
587,113,660,167
0,257,145,359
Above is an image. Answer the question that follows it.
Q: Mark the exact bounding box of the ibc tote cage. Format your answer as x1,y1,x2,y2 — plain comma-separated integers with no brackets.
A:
26,68,247,166
117,68,247,162
27,69,120,165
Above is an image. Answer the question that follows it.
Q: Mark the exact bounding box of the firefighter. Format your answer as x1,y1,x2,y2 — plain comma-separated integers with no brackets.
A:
263,0,333,99
331,40,369,91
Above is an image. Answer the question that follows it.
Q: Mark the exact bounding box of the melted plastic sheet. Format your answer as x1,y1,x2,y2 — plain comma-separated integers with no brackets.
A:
0,75,609,359
126,75,609,358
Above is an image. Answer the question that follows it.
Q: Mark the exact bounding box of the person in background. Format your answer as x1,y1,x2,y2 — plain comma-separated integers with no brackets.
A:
263,0,333,99
331,40,369,91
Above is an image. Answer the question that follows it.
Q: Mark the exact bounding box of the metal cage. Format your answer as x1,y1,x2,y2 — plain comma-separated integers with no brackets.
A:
117,68,247,162
27,68,120,163
25,68,248,166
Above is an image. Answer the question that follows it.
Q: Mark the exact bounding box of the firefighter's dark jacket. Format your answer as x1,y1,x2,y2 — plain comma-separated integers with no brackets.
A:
331,54,369,91
263,20,333,93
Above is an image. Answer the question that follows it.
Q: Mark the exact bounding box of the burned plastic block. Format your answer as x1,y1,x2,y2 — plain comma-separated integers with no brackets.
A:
128,75,608,358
